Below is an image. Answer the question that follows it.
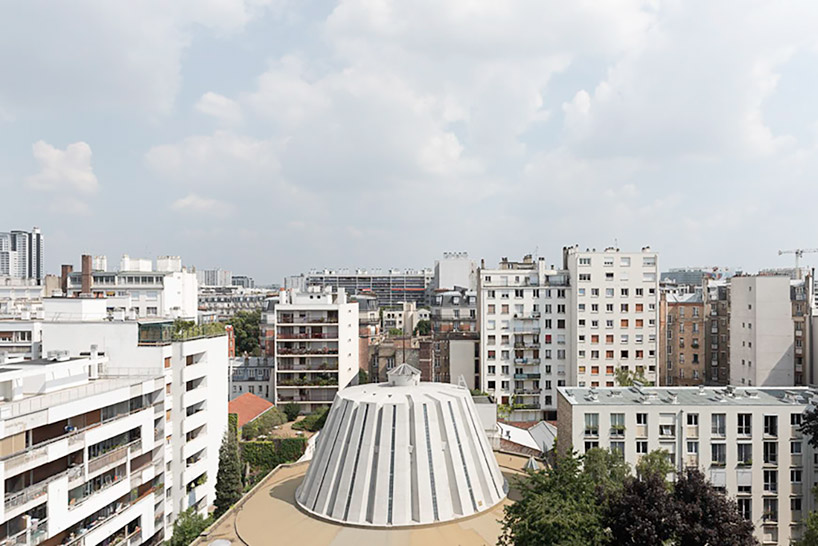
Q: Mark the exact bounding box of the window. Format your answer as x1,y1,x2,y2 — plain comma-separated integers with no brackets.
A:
487,380,495,389
686,441,699,454
487,366,496,374
579,273,591,282
764,415,778,437
791,469,802,483
762,498,777,522
584,413,599,436
738,498,751,520
737,443,752,465
792,413,803,426
792,441,802,454
488,304,495,314
636,441,648,454
711,443,726,465
659,423,675,437
763,470,777,493
636,413,647,426
610,413,625,435
763,441,777,465
737,414,751,435
610,441,625,456
584,441,599,452
488,350,496,360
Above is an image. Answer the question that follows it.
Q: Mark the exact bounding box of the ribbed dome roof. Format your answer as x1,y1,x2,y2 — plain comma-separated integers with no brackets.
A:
295,365,507,527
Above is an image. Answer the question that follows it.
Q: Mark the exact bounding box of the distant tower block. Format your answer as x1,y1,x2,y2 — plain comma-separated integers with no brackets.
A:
296,364,508,527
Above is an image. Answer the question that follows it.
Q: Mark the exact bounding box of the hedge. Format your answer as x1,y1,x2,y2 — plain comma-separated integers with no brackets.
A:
240,438,307,472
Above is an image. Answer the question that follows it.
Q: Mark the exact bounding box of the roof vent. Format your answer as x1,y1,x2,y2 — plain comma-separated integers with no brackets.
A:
387,363,421,387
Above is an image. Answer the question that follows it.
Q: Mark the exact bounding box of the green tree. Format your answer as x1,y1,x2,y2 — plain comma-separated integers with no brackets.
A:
358,369,369,385
799,408,818,448
673,468,757,546
283,402,301,421
413,319,431,336
583,447,631,501
214,423,243,518
635,449,675,483
388,327,404,337
227,310,261,356
499,452,608,546
169,507,211,546
605,472,677,546
796,510,818,546
614,367,651,386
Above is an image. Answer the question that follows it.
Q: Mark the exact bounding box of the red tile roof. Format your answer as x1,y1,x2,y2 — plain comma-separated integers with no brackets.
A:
229,392,275,429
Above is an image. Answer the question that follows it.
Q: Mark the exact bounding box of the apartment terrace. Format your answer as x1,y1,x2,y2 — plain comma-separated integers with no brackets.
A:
137,321,225,346
277,313,338,325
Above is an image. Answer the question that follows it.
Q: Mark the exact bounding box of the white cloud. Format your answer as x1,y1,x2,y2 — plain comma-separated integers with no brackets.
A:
195,92,243,123
27,140,99,194
171,193,234,217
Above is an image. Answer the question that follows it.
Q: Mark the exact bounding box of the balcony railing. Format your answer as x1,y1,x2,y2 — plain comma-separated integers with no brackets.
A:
277,347,338,355
5,465,83,511
2,518,48,546
276,333,338,340
88,439,141,474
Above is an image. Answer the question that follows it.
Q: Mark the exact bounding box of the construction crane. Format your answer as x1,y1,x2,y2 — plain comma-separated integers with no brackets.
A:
778,248,818,279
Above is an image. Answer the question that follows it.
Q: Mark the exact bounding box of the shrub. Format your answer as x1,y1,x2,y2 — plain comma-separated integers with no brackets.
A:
283,403,301,421
292,407,329,432
240,438,307,472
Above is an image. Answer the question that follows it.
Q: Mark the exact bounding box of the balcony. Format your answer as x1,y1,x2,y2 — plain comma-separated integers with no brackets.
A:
2,518,47,546
276,332,338,340
277,347,338,356
277,362,338,372
513,327,541,334
513,343,540,350
88,440,140,474
513,373,540,380
516,389,542,395
5,465,83,513
277,315,338,325
277,377,338,388
184,410,208,435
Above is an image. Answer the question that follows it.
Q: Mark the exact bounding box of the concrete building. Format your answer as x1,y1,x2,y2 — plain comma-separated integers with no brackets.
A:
195,269,232,288
0,228,43,283
478,255,571,420
731,276,796,387
433,252,477,291
38,298,228,527
197,287,268,322
295,364,507,527
231,275,255,289
565,245,660,387
269,288,358,413
368,337,421,384
557,385,815,545
229,356,275,401
382,302,429,335
705,279,731,385
0,320,43,359
0,352,167,546
65,258,198,320
659,291,706,386
296,268,434,308
0,278,44,319
431,289,477,334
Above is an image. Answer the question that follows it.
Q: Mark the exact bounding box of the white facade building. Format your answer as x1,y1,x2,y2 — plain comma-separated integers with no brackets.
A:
0,320,43,359
382,302,430,334
270,288,358,414
565,246,660,387
557,385,815,545
65,269,198,320
478,256,571,420
195,269,232,288
39,298,228,527
0,228,43,282
0,352,166,546
434,252,477,291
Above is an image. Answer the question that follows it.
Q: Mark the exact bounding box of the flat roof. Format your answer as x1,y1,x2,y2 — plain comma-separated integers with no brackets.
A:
193,452,530,546
558,386,816,407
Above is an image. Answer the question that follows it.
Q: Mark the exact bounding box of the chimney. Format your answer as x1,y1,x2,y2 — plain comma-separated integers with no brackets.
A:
81,255,93,296
60,264,74,294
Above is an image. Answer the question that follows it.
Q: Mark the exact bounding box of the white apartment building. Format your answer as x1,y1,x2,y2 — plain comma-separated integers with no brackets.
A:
0,229,43,282
478,256,571,420
195,269,232,288
269,288,358,414
731,276,795,387
565,246,660,387
0,320,42,359
381,302,430,334
229,357,274,402
39,298,227,530
0,352,166,546
65,270,198,320
557,385,815,545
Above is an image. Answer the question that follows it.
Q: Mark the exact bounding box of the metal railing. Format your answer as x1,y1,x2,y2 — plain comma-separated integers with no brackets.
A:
5,464,82,511
88,439,140,474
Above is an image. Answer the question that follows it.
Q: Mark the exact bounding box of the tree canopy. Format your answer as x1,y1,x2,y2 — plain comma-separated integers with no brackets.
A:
500,449,757,546
169,508,211,546
214,423,243,517
413,319,431,336
227,310,261,356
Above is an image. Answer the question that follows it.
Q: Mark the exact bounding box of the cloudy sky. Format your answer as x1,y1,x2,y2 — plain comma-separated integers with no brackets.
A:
2,0,818,283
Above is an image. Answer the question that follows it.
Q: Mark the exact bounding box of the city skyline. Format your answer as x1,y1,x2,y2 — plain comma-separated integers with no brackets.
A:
2,2,818,280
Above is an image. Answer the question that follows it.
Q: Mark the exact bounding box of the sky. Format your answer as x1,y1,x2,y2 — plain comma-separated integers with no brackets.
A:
3,0,818,284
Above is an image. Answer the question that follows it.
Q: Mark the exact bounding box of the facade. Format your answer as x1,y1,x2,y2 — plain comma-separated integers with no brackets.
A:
730,276,795,387
0,279,44,319
38,298,228,527
231,276,255,289
368,337,420,384
229,357,275,401
557,385,815,545
295,364,507,527
298,269,434,308
431,289,477,334
791,276,813,385
565,246,660,387
478,255,571,420
65,269,198,320
659,292,706,386
0,228,43,283
195,269,232,288
381,302,429,334
705,279,731,385
197,287,268,322
431,335,479,388
0,320,43,359
0,352,166,546
433,252,477,291
269,288,358,413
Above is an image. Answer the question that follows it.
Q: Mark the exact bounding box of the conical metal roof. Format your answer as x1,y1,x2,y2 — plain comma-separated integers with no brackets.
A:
295,379,507,527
